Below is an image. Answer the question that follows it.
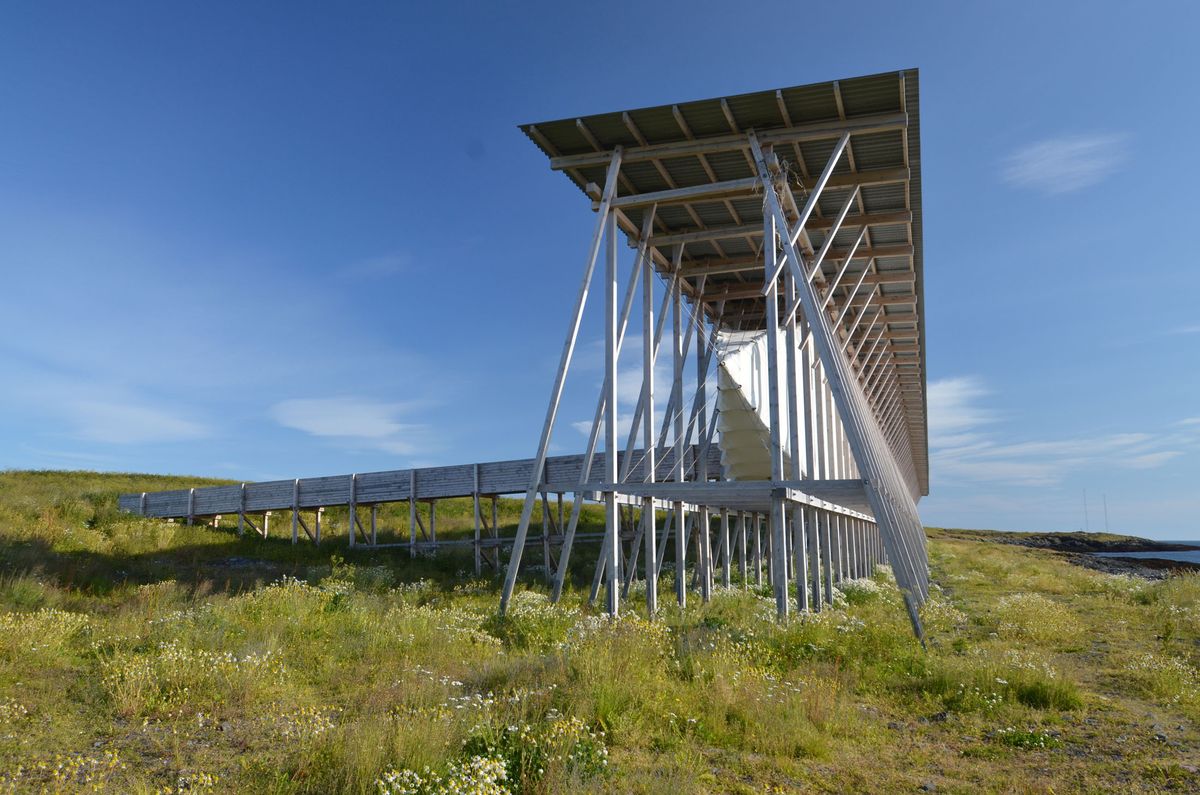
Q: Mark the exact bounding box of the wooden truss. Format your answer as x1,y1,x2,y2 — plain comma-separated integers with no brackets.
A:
503,72,930,636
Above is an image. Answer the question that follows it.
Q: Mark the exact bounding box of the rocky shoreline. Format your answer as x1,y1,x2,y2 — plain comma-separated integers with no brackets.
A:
930,528,1200,580
1060,551,1200,580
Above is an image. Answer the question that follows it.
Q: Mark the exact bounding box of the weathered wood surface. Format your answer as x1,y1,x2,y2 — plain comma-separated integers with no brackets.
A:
593,479,873,517
118,446,724,519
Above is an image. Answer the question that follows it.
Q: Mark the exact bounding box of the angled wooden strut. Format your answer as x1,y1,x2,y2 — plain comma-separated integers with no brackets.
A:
499,149,624,615
748,132,928,640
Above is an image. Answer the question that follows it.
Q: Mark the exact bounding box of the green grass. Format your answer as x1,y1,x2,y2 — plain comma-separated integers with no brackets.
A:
0,471,1199,793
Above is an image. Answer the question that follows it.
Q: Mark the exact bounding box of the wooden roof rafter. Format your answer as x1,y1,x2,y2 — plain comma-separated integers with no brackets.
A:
522,68,927,494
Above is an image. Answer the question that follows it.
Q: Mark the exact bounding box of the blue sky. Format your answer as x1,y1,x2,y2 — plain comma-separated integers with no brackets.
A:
1,1,1198,538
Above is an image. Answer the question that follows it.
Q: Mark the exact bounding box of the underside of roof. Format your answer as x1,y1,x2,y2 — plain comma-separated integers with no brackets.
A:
521,69,927,495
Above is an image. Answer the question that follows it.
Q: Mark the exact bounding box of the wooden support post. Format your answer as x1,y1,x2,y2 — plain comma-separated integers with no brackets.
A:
867,522,874,574
409,470,417,557
430,500,437,546
554,493,563,584
865,522,872,571
855,521,864,578
737,511,747,586
492,497,499,570
871,522,877,573
315,508,322,544
672,260,687,608
238,484,246,538
791,508,808,611
500,148,624,616
473,466,482,576
603,203,620,618
863,522,869,571
765,512,775,590
862,521,870,576
784,511,793,583
836,514,846,582
753,513,763,587
348,474,357,548
557,212,651,603
802,331,822,611
763,204,789,619
696,304,712,603
785,269,809,612
187,488,195,526
370,505,377,546
844,516,853,579
719,508,731,588
139,492,147,517
848,519,856,578
830,514,841,583
851,520,858,573
807,506,822,611
541,491,552,584
836,514,844,582
697,508,711,602
263,511,271,538
291,479,299,544
642,236,659,617
821,510,834,603
868,523,878,574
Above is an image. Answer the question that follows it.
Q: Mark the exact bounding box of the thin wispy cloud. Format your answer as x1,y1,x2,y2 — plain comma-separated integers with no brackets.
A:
1126,451,1184,469
1171,324,1200,335
64,399,210,445
337,253,409,279
6,373,212,446
270,396,430,455
1002,133,1128,195
928,376,995,447
928,376,1184,487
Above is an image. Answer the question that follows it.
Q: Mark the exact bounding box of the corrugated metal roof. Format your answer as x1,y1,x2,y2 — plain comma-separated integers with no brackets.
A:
521,68,928,495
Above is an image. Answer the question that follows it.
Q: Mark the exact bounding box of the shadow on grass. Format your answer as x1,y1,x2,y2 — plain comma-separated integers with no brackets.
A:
0,529,608,602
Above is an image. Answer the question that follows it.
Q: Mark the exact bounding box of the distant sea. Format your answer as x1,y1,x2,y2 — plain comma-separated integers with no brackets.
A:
1094,542,1200,565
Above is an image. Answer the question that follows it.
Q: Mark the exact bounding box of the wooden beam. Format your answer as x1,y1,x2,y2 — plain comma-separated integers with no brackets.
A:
548,112,908,170
846,293,916,308
819,168,908,190
702,281,916,303
723,306,921,326
679,245,912,278
608,177,760,209
644,210,911,248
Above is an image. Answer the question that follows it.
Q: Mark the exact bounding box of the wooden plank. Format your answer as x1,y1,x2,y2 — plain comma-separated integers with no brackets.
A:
119,444,725,522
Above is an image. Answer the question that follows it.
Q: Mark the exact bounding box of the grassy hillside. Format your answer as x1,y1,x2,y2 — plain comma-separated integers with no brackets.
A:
929,526,1200,553
0,471,1198,793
